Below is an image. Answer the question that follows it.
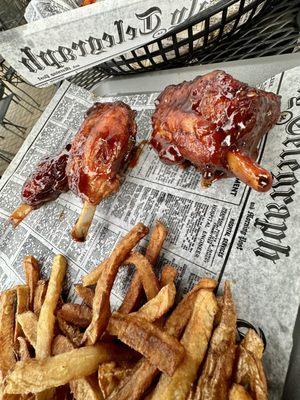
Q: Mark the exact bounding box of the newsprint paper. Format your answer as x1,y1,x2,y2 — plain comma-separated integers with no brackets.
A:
0,67,300,398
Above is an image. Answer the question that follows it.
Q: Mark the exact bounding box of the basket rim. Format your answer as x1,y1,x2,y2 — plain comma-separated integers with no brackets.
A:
149,0,267,43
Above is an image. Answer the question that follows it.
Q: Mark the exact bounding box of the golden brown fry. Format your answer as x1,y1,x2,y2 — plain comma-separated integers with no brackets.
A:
119,221,167,314
82,223,149,287
14,285,29,342
74,284,94,308
164,278,217,337
235,329,267,400
151,289,218,400
229,384,253,400
23,256,40,308
83,224,149,344
132,282,176,322
124,253,160,300
160,265,177,287
98,362,133,399
58,303,92,328
17,311,37,348
0,289,16,379
33,280,48,316
17,337,31,361
9,204,33,227
107,312,184,376
108,278,217,400
5,343,135,394
118,273,143,315
36,255,67,359
194,281,237,400
57,315,83,348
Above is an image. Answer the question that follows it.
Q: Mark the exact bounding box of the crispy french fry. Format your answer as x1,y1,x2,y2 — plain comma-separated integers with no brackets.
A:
119,221,167,314
118,272,143,314
58,303,92,328
17,311,37,348
14,285,29,342
17,337,31,361
84,224,149,344
124,253,160,300
194,282,237,400
23,256,40,308
57,315,83,348
132,282,176,322
5,343,135,394
52,335,103,400
36,255,67,359
107,312,184,376
160,265,177,287
235,329,267,400
83,223,149,287
151,289,218,400
33,280,48,316
164,278,217,337
9,204,33,227
108,278,217,400
0,290,16,379
98,362,133,399
74,284,94,308
229,384,253,400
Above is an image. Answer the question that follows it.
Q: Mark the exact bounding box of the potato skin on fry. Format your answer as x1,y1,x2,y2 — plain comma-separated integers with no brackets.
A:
58,303,92,328
23,256,40,308
107,312,185,376
151,289,218,400
194,281,237,400
235,329,267,400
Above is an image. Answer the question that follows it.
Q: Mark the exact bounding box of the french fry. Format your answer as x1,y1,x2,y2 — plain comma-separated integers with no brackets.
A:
83,224,149,344
9,204,33,227
235,329,267,400
5,343,135,394
58,303,92,328
33,280,48,316
124,253,160,300
108,278,217,400
0,290,16,379
57,315,83,348
160,265,177,287
107,312,185,376
164,278,217,337
52,335,103,400
98,362,133,398
17,337,31,361
194,281,237,400
17,311,38,348
151,289,218,400
74,284,94,308
119,221,167,314
82,223,149,287
229,384,253,400
36,255,67,359
132,282,176,322
14,285,29,342
23,256,40,308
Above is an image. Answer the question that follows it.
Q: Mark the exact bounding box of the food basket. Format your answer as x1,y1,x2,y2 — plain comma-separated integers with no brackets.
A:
99,0,269,75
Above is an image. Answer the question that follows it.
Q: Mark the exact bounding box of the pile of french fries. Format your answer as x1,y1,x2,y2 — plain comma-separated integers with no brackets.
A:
0,221,268,400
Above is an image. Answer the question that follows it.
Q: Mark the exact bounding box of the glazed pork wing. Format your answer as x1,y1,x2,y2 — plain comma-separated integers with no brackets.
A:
66,101,136,242
151,70,281,192
10,148,70,227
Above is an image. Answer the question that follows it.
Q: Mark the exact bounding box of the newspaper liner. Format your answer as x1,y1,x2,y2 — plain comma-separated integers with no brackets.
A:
0,67,299,399
0,0,266,87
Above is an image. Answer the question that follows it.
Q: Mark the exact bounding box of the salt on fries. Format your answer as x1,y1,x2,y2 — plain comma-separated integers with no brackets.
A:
0,221,268,400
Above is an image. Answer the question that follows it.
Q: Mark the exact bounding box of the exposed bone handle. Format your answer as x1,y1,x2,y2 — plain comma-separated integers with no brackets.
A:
71,201,97,242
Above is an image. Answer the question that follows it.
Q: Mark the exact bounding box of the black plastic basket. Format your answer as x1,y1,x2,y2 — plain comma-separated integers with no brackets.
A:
99,0,269,76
